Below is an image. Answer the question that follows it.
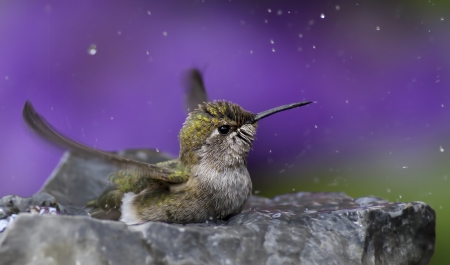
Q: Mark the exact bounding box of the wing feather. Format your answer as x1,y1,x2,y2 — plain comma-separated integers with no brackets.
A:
23,101,186,184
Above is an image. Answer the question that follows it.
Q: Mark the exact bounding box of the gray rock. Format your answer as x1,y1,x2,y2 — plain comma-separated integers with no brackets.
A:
0,149,436,264
0,192,57,217
0,193,435,265
0,215,151,265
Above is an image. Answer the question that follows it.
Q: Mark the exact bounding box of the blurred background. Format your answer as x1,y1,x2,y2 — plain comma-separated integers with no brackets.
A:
0,0,449,263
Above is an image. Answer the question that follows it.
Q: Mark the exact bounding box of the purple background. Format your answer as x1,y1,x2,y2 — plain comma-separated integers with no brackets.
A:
0,1,449,262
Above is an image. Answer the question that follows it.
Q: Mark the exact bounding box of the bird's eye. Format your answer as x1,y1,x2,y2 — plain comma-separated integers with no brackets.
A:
218,125,231,135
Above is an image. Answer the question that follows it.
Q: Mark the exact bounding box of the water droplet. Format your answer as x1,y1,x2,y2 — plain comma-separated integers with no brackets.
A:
272,48,275,52
335,5,340,10
117,31,122,35
376,26,381,31
441,104,444,107
399,195,402,199
387,188,391,193
277,10,282,15
254,190,260,194
147,10,151,15
314,125,318,128
444,175,448,180
162,31,168,36
4,76,8,80
270,39,274,44
267,8,271,13
402,166,408,169
440,17,444,21
320,13,325,19
88,44,97,55
249,50,253,54
269,150,272,153
156,148,160,153
298,33,303,38
110,117,114,120
345,100,349,103
440,146,444,152
264,19,268,24
312,45,316,49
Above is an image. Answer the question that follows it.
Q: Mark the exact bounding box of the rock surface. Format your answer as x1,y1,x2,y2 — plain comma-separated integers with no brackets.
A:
0,149,436,264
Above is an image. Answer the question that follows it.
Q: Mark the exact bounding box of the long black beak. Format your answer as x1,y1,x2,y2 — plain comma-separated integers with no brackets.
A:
252,101,312,122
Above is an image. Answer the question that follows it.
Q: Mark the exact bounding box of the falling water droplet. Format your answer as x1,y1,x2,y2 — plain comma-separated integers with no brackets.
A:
88,44,97,55
320,13,325,19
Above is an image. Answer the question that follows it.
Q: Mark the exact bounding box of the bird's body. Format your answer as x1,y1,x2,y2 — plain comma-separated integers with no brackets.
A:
119,158,251,224
23,70,311,224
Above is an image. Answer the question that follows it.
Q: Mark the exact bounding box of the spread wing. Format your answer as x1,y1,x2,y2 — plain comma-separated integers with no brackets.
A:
184,68,209,112
23,101,187,184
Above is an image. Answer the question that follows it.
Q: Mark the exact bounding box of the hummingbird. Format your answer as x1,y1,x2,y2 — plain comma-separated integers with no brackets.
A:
23,69,311,225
